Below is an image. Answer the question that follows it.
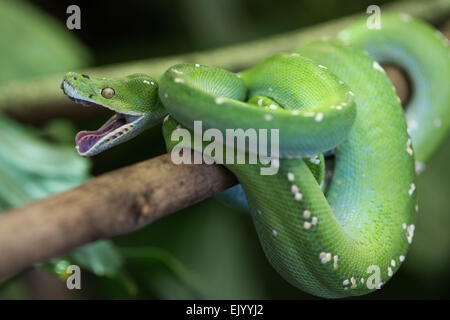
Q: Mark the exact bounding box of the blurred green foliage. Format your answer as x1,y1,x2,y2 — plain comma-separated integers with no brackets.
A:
0,0,448,299
0,0,88,83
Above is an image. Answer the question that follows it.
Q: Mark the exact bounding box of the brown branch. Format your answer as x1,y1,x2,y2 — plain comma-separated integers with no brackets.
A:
0,152,237,278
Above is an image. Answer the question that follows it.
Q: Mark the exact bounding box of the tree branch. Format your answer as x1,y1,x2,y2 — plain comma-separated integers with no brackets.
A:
0,152,237,278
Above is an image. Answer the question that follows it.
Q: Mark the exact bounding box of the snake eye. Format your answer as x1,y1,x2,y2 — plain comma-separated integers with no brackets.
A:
82,74,90,79
101,87,115,99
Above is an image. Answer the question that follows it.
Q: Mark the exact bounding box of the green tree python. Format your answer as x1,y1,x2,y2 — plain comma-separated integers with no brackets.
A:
61,15,449,298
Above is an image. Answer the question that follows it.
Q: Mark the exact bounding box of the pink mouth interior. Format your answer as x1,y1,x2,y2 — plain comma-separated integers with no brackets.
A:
76,114,127,154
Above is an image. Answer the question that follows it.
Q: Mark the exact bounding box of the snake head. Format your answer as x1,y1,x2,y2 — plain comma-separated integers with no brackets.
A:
61,72,166,157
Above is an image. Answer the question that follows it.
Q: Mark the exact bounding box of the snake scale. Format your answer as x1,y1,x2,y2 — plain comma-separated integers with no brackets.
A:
61,15,449,298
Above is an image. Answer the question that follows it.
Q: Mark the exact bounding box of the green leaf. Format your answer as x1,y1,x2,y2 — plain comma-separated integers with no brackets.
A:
70,241,123,278
119,247,213,299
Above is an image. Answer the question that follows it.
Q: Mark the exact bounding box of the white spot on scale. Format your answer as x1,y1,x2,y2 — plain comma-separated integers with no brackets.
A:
309,155,320,165
320,252,332,264
406,224,415,244
399,255,405,262
174,78,184,83
408,183,416,196
315,113,324,122
264,114,273,121
406,139,413,156
434,118,442,128
287,172,295,181
172,69,183,74
304,222,311,229
333,255,338,269
373,61,385,73
303,210,311,218
294,192,303,201
290,53,300,57
258,98,263,106
388,267,393,277
195,63,200,67
311,216,318,225
215,97,226,104
391,260,396,267
269,104,278,110
318,65,327,69
272,229,278,237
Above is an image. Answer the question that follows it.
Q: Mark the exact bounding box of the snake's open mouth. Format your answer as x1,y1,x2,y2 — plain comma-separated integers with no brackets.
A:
61,79,145,156
75,113,143,155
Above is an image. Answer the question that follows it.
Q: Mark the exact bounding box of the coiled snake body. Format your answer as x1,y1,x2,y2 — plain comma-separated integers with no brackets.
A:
62,15,449,298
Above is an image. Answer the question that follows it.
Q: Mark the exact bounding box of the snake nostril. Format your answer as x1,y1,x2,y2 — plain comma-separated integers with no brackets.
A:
82,74,90,79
